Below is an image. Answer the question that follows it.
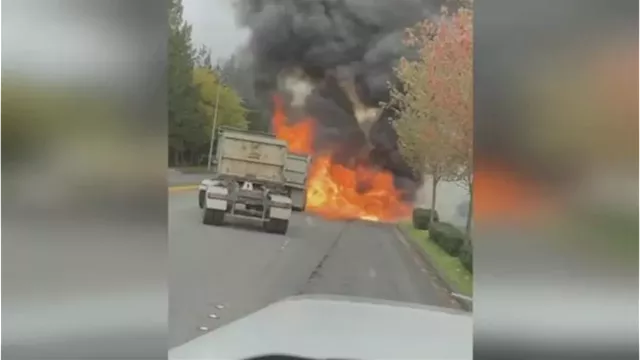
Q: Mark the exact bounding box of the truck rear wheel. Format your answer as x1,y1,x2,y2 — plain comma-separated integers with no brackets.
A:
198,190,205,208
266,218,288,235
203,208,225,226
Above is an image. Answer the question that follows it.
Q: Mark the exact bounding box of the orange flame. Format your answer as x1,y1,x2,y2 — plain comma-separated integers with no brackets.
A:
272,96,315,154
272,95,411,222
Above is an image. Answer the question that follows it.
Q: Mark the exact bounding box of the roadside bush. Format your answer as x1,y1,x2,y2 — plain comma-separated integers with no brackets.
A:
429,222,465,256
458,240,473,273
412,208,440,230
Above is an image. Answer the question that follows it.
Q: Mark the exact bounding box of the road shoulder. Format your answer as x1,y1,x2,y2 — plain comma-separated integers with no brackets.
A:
395,223,473,311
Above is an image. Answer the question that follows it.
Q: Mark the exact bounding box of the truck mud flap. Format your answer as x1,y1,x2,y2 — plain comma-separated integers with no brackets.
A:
198,190,205,208
269,206,292,220
267,194,292,220
205,186,229,211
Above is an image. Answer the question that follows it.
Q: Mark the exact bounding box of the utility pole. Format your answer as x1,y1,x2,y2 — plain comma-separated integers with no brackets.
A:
207,80,222,171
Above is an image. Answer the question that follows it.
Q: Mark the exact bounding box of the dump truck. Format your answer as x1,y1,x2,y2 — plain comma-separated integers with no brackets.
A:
199,152,311,211
201,127,292,234
284,152,311,211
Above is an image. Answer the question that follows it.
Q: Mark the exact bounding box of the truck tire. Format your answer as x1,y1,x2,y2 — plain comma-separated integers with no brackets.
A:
203,209,225,226
266,218,288,235
198,190,205,208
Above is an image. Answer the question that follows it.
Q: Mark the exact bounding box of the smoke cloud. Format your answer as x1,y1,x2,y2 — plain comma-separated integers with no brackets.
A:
234,0,452,200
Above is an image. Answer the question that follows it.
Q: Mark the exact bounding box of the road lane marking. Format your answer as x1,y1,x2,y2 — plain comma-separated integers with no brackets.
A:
394,228,429,270
412,254,424,268
305,216,315,226
169,185,199,192
395,226,473,310
280,238,290,250
395,228,411,249
451,292,473,302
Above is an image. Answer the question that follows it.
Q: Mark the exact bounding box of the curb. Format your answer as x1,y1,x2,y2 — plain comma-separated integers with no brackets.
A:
395,225,473,312
169,185,199,192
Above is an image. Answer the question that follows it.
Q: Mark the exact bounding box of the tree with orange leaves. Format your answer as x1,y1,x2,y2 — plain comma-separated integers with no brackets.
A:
391,5,473,232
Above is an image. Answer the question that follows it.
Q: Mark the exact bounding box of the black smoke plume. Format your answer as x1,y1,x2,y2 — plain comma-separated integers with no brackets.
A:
234,0,453,201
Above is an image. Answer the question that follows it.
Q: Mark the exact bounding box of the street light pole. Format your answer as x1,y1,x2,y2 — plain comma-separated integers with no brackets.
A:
207,81,222,171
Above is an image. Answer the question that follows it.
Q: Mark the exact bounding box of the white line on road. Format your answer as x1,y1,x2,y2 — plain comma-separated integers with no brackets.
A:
395,229,411,249
451,293,473,303
305,216,315,226
412,254,424,268
395,228,429,272
280,238,290,250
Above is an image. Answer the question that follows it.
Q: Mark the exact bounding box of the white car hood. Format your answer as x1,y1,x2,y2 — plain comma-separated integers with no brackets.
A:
170,295,472,360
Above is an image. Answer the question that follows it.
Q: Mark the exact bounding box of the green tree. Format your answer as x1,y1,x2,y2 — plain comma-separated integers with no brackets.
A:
391,6,473,230
194,68,248,130
194,67,248,130
196,45,213,70
168,0,199,166
192,67,248,163
218,53,269,132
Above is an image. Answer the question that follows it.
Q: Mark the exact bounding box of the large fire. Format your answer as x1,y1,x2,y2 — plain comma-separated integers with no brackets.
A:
272,95,411,222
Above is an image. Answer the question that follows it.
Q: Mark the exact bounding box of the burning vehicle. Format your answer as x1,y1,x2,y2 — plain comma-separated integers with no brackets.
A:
232,0,454,221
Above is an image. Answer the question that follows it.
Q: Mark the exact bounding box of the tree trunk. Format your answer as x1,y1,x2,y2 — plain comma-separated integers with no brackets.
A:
430,174,439,224
465,180,473,239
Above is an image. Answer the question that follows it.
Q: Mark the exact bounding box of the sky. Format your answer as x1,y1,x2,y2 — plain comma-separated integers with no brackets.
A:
182,0,250,64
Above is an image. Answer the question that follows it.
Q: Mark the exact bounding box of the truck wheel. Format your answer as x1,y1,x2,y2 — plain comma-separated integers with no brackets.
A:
203,209,225,226
266,219,288,235
202,209,214,225
198,190,205,208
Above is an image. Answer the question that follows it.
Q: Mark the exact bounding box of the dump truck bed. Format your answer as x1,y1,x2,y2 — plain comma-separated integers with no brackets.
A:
215,128,288,184
284,152,311,189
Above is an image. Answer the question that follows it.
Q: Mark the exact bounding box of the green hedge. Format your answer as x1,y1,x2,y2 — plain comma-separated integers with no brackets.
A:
429,222,466,256
458,241,473,273
412,208,440,230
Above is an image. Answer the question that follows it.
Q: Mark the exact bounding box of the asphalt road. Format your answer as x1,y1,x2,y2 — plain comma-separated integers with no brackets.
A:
169,189,457,348
168,169,212,187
